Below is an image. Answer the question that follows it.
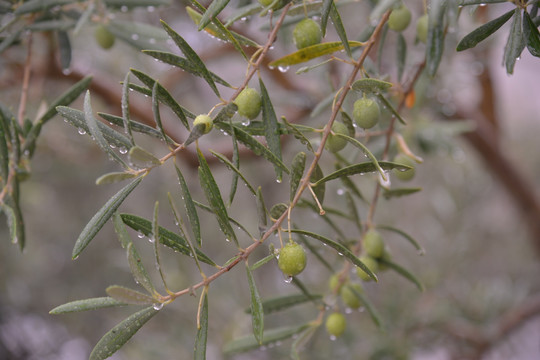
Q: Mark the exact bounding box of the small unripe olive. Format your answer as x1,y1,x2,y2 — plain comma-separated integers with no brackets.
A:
293,18,322,50
388,4,412,32
340,283,363,309
278,242,307,277
416,14,429,44
325,122,349,153
363,229,384,259
353,98,380,129
393,153,416,181
193,114,213,134
234,88,261,120
94,25,115,50
328,274,342,292
356,256,379,281
325,312,346,337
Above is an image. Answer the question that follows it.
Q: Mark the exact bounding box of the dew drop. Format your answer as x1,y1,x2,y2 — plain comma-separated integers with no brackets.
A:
137,232,145,238
77,128,86,135
148,237,155,243
119,147,128,154
62,68,72,75
276,178,282,183
278,65,289,73
120,5,128,12
131,34,140,41
153,303,163,310
149,38,156,44
345,307,353,314
336,188,345,195
283,275,293,284
109,144,116,149
329,335,337,341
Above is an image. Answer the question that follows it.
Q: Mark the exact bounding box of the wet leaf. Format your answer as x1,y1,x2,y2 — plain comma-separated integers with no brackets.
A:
382,187,421,199
311,161,409,187
99,112,175,143
96,172,138,185
246,263,264,344
351,78,393,94
198,0,231,30
89,306,159,360
106,285,156,305
175,165,201,247
50,297,127,314
426,0,446,76
503,8,525,75
523,10,540,57
260,78,283,182
73,177,143,259
210,150,256,195
334,133,387,180
456,9,514,51
268,41,364,68
309,164,325,205
329,2,351,57
194,291,208,360
128,146,162,167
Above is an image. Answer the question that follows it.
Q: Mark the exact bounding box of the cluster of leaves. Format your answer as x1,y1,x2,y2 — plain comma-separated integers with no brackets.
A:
1,0,539,359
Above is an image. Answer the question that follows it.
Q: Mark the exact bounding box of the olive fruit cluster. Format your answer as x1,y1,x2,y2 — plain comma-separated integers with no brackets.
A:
388,4,411,32
293,18,322,50
328,274,364,309
325,122,349,153
234,88,261,120
392,153,416,181
353,97,380,129
94,25,115,50
278,241,306,277
356,229,391,281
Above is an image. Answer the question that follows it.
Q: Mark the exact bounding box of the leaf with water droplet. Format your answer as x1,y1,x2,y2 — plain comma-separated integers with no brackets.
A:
523,10,540,57
175,165,201,247
268,41,364,68
456,8,514,52
503,8,525,75
210,150,256,195
246,263,264,344
312,161,409,187
99,112,176,143
106,285,156,305
351,78,393,94
73,177,143,259
259,78,283,182
89,306,159,360
49,297,127,314
281,117,314,153
334,133,387,180
128,146,162,168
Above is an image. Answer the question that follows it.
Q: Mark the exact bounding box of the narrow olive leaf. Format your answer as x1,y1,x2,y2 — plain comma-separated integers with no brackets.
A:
73,177,143,259
320,0,333,37
379,258,424,291
296,229,334,273
198,0,231,31
255,187,267,234
96,172,138,185
120,213,217,266
268,41,364,68
197,148,238,246
50,297,127,314
128,146,162,168
210,150,256,195
259,79,283,182
187,5,252,58
523,10,540,57
14,0,72,15
57,30,71,72
57,107,133,150
0,118,9,179
0,204,19,245
160,20,220,97
290,229,377,281
309,164,325,205
121,72,135,145
89,306,160,360
151,81,174,147
426,0,446,77
351,78,393,94
228,123,240,205
250,253,275,271
83,91,128,167
245,294,323,315
290,152,306,202
376,225,425,254
504,8,524,75
281,117,314,152
334,134,387,180
312,161,409,187
0,30,22,55
383,187,421,199
175,165,201,247
212,103,238,124
376,93,407,125
396,33,407,82
214,122,290,175
106,286,156,305
147,56,232,90
99,112,176,143
246,263,264,344
456,9,514,51
457,0,508,6
224,3,262,27
223,323,311,354
194,291,208,360
4,180,25,250
104,0,170,7
193,201,255,240
130,68,192,127
329,2,352,57
349,286,383,329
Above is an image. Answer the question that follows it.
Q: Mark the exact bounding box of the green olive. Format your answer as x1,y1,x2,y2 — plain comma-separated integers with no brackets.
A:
353,98,380,129
328,274,342,292
392,153,416,181
363,229,384,259
278,242,307,277
325,122,349,153
388,4,412,32
234,88,261,120
356,256,379,281
325,312,346,337
416,14,429,44
293,18,322,50
193,114,213,134
340,283,363,309
94,25,115,50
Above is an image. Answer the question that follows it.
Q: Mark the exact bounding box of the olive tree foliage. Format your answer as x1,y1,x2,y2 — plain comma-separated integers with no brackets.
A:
0,0,539,359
